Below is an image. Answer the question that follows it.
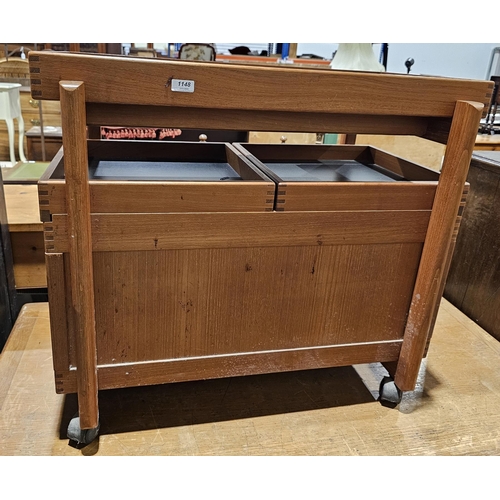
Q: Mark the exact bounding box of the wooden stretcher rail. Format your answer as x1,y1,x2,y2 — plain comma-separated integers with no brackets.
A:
54,340,403,394
29,52,494,118
45,211,431,253
85,104,432,137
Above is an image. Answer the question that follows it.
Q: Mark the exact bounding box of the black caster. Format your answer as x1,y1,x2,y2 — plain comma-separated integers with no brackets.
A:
67,415,100,445
378,376,403,408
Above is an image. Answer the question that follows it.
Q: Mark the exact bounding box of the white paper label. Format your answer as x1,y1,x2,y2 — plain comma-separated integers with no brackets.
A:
171,79,195,93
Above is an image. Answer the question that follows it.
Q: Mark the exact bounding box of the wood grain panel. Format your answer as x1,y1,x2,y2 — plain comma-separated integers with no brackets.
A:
85,243,421,367
39,182,275,217
29,52,493,118
4,184,43,232
276,183,437,212
47,211,431,253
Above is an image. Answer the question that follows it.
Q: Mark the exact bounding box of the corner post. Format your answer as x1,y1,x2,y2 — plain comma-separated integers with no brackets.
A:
395,100,484,391
59,81,98,429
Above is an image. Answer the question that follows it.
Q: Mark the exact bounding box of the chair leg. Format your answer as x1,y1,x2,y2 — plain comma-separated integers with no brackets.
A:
17,115,27,163
5,118,16,164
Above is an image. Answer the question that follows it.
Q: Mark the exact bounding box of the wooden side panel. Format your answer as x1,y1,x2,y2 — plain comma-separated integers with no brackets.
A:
47,211,431,253
29,52,494,118
276,183,437,212
90,243,422,366
45,253,70,374
368,148,440,181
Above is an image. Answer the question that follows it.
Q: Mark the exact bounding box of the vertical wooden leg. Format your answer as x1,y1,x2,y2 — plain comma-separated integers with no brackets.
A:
395,100,484,392
60,81,98,430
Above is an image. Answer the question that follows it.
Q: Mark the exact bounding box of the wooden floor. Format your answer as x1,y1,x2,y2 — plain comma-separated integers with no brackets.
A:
0,300,499,456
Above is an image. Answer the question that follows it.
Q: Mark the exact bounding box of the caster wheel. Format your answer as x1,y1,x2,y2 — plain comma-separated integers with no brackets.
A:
378,376,402,409
67,415,100,445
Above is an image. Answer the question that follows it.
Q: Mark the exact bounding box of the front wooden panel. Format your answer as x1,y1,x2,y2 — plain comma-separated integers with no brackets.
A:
39,182,275,217
276,183,437,212
86,243,422,366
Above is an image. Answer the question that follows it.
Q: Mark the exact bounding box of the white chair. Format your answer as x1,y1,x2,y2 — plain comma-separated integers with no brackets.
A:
0,82,27,165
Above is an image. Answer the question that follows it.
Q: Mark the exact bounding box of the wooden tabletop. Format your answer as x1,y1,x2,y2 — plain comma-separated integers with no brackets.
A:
1,299,499,456
3,184,43,232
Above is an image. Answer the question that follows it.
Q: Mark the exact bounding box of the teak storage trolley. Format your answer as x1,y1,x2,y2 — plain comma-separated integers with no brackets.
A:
29,51,493,444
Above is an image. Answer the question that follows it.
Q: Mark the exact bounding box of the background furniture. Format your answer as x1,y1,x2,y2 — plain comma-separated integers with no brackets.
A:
3,184,45,289
444,150,500,342
178,44,216,61
0,57,61,162
0,170,16,351
26,126,62,161
30,51,492,444
0,83,27,164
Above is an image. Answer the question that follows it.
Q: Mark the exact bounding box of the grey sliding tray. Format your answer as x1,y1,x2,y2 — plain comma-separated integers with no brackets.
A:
90,160,242,181
265,160,398,182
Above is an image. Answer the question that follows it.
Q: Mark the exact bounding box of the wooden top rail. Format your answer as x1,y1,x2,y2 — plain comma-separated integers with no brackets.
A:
28,52,494,119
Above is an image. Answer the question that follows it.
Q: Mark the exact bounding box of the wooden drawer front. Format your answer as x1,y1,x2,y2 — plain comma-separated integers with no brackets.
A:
38,142,275,219
275,183,437,212
233,143,440,211
39,182,274,221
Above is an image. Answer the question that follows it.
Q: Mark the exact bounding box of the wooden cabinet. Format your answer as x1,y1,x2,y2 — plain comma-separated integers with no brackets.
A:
29,51,492,440
26,126,62,161
444,151,500,341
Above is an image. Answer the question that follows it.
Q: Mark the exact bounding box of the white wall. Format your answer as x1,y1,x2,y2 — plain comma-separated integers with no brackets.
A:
297,43,500,80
